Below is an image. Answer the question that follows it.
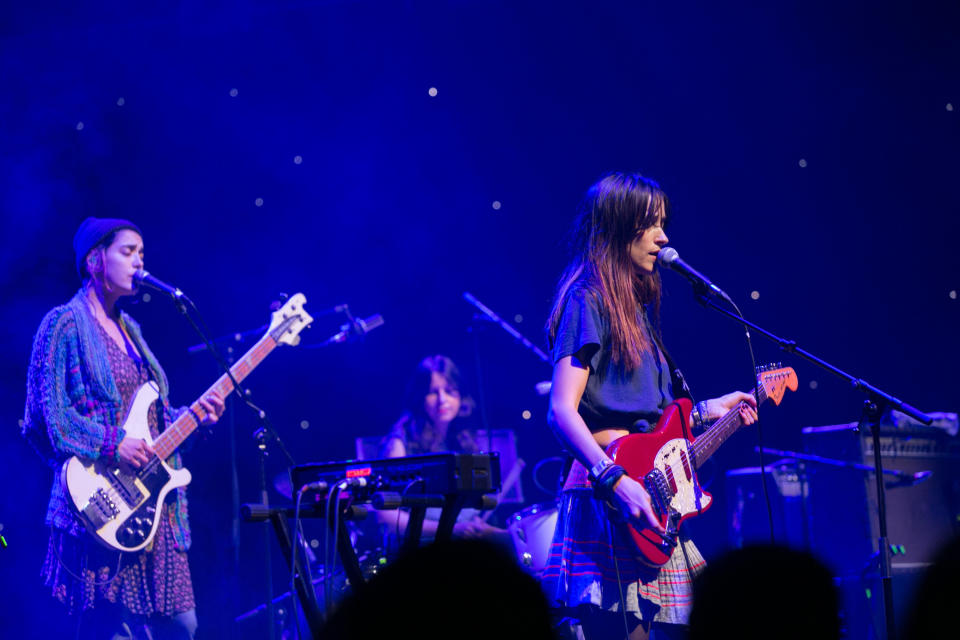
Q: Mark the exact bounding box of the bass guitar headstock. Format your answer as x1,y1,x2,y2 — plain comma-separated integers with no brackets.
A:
268,293,313,346
756,363,799,406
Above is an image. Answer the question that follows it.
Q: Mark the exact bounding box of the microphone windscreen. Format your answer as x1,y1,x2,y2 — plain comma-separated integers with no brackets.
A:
359,314,385,333
657,247,679,266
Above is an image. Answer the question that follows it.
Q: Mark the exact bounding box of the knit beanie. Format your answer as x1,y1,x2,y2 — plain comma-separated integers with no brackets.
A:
73,217,142,278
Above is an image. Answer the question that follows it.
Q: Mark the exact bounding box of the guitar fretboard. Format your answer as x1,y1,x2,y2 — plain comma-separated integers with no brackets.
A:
152,334,278,460
690,383,769,468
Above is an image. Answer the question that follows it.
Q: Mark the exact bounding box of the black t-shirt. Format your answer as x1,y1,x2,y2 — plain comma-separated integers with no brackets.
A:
552,284,674,433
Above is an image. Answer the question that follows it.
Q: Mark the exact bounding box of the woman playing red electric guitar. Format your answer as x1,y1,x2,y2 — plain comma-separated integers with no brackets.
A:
541,172,757,640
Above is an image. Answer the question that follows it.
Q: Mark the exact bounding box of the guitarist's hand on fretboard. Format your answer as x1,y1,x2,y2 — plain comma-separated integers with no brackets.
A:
704,391,758,424
195,392,225,426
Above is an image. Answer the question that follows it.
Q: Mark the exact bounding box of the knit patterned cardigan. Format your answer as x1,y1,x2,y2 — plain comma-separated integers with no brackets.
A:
22,289,192,551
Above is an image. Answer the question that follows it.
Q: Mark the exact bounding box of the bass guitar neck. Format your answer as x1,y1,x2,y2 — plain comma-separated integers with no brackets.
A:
62,294,313,552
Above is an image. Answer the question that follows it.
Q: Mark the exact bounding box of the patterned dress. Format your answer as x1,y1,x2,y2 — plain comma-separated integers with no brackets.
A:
41,321,195,618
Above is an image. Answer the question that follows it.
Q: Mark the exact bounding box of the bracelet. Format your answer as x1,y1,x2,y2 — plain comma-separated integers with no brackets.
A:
588,457,615,482
690,403,702,429
591,463,627,500
692,400,711,428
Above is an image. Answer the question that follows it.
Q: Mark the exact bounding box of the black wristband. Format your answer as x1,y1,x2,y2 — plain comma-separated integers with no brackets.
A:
591,464,627,499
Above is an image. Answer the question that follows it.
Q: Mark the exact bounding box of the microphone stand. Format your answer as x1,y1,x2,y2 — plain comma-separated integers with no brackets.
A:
467,318,493,453
188,324,263,613
692,292,931,640
463,292,551,454
462,292,550,365
173,294,296,640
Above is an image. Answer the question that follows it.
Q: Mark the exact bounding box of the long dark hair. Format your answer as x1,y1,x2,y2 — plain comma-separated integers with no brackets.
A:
547,172,670,370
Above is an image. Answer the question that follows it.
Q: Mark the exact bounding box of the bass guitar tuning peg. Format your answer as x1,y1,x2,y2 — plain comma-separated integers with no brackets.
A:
269,293,291,312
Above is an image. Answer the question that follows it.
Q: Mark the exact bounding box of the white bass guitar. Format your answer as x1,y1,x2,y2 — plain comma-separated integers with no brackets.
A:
61,294,313,552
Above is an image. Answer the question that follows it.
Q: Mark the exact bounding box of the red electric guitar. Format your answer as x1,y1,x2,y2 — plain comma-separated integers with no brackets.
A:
606,365,798,567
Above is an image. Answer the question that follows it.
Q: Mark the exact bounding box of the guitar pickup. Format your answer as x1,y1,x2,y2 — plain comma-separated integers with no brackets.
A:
108,467,145,507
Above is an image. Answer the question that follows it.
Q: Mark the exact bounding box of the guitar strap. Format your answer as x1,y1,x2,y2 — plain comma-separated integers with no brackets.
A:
643,309,695,404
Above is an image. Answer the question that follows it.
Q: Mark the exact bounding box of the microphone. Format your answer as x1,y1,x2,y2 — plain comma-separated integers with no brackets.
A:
134,269,186,300
885,470,932,488
656,248,731,301
329,314,385,344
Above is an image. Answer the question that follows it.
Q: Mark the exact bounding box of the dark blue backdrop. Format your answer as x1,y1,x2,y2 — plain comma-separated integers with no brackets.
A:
2,1,957,637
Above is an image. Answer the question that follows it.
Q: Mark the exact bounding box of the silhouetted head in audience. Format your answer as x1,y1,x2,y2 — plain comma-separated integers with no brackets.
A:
322,539,554,639
689,544,840,640
902,534,960,640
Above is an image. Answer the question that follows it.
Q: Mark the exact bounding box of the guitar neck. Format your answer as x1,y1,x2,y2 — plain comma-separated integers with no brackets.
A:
152,334,278,459
690,385,769,468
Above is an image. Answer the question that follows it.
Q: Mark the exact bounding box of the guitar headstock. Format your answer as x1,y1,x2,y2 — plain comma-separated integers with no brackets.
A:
756,363,799,406
268,293,313,346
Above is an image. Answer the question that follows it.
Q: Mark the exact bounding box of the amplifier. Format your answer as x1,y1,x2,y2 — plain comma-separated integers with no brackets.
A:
802,422,960,575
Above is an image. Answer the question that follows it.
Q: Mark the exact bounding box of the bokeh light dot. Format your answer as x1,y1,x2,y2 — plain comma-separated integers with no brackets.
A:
310,539,319,548
492,201,502,210
947,103,954,112
254,198,264,207
950,290,957,300
798,158,808,168
809,380,819,390
76,121,84,131
750,290,760,300
293,155,303,164
229,88,238,97
514,314,523,323
300,420,310,430
428,86,438,97
521,410,532,420
142,293,151,303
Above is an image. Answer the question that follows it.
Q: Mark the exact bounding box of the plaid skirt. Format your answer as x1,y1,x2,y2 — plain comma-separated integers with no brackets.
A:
540,484,705,626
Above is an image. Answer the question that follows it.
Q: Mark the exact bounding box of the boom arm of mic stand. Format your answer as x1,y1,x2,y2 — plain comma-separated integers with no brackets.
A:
463,292,550,364
692,293,931,425
186,324,267,354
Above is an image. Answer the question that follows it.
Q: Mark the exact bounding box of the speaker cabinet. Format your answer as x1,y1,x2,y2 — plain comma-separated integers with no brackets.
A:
802,422,960,575
726,460,811,550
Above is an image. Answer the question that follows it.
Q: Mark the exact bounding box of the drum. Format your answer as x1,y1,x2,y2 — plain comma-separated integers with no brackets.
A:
508,502,559,573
